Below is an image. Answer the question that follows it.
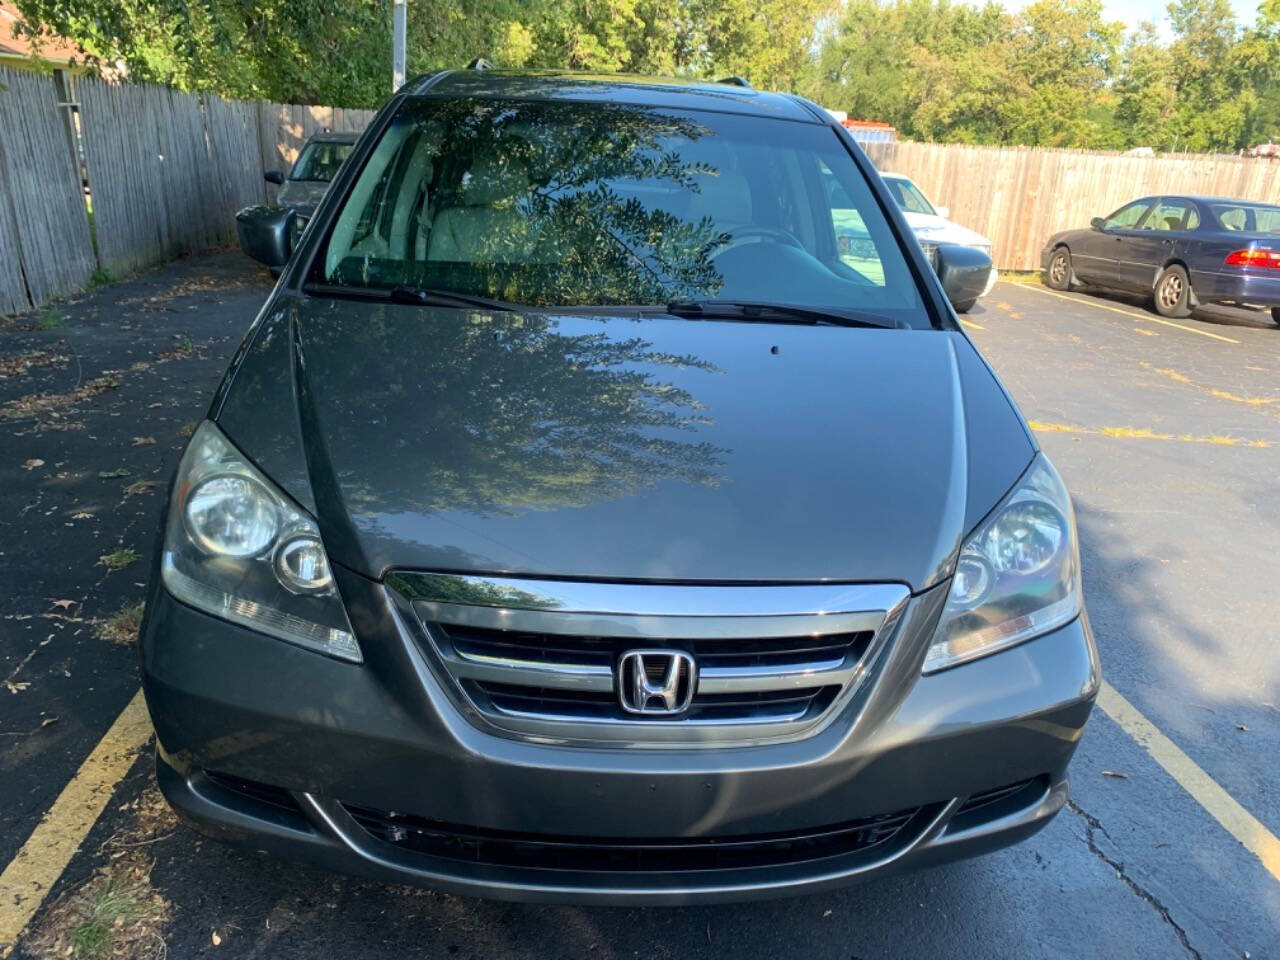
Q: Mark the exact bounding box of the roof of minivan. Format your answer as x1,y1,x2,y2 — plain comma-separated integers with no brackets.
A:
409,70,823,123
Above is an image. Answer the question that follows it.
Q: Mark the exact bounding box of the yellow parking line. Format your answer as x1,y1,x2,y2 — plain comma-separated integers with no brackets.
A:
1028,420,1269,448
959,318,985,331
0,690,152,958
1012,282,1241,344
1098,682,1280,884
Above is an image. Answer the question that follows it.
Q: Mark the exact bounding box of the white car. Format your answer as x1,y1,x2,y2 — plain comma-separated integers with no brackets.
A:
881,173,997,313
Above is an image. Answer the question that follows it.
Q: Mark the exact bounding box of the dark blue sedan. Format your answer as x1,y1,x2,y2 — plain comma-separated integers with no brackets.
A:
1041,195,1280,325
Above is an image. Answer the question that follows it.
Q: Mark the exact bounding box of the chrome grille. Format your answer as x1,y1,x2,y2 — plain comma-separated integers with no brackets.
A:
389,573,909,746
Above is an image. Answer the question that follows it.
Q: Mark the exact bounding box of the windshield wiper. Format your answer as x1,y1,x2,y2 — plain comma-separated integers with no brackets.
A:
389,287,519,312
665,300,899,329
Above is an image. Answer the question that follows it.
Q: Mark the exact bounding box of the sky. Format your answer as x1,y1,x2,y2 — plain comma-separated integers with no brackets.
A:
1017,0,1260,35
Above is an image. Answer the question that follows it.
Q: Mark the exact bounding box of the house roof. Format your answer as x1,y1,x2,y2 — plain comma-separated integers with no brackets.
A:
0,1,83,66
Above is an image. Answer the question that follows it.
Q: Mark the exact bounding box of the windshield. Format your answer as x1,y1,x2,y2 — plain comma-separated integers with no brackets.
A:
291,141,354,182
883,177,936,216
312,97,927,326
1209,202,1280,233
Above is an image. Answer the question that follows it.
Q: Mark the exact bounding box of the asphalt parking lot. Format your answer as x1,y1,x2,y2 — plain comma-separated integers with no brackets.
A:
1,257,1277,959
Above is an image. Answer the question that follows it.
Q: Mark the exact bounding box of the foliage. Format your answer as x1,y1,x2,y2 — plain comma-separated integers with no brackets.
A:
12,0,1280,151
805,0,1280,151
11,0,836,104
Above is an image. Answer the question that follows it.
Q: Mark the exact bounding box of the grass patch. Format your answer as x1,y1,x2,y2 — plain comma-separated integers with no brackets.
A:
96,601,145,645
27,788,174,960
99,547,139,571
87,266,114,289
36,310,65,330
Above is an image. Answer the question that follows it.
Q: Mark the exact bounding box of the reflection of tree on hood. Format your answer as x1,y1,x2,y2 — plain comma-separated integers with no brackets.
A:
384,571,563,609
360,98,730,306
299,305,728,517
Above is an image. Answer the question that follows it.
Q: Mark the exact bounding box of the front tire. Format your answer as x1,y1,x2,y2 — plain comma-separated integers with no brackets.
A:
1154,265,1192,318
1271,306,1280,326
953,299,978,314
1046,248,1072,290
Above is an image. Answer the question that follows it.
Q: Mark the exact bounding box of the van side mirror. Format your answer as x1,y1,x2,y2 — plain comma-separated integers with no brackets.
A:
933,205,950,220
934,243,992,310
264,170,285,185
235,205,295,268
1090,216,1107,232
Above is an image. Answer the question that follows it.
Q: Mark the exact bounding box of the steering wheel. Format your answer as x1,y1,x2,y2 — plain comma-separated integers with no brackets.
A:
709,225,803,260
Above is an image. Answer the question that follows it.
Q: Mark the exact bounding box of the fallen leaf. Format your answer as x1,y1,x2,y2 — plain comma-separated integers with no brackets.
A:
212,930,222,946
98,468,131,479
49,599,76,610
1101,770,1128,779
1235,722,1248,732
131,436,156,446
23,458,44,470
41,716,58,727
71,511,93,520
822,909,832,917
4,680,31,694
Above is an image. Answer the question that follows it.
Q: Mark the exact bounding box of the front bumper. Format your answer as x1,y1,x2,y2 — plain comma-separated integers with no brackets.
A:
141,571,1099,904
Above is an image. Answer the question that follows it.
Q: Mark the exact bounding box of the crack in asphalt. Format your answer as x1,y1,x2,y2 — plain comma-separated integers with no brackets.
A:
1067,800,1203,960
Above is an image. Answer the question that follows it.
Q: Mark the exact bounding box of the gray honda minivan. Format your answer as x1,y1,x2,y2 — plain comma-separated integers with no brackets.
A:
141,69,1099,903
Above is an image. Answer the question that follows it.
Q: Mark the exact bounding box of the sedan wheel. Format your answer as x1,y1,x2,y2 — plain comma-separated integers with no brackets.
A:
1046,248,1072,290
1153,265,1193,319
1271,307,1280,327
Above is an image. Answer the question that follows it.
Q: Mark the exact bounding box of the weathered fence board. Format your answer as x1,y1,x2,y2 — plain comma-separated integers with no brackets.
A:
0,67,96,313
204,94,268,220
866,141,1280,271
79,78,232,274
0,72,375,315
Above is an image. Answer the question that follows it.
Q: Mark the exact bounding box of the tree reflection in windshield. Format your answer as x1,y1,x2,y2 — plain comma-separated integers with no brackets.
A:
324,99,731,305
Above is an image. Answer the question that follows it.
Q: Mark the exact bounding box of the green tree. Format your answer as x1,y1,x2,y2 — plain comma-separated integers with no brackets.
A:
1237,0,1280,145
1165,0,1252,151
1114,22,1178,149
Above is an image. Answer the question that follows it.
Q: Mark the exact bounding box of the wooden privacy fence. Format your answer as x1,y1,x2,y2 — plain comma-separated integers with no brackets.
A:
864,141,1280,272
0,67,374,314
0,69,97,315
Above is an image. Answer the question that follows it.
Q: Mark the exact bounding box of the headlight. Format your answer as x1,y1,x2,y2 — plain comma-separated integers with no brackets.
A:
161,421,361,662
924,455,1081,673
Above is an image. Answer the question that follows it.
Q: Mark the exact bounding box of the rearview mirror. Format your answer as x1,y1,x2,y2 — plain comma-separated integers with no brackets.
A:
235,205,295,268
934,205,950,220
934,243,992,310
264,170,285,185
1090,216,1106,231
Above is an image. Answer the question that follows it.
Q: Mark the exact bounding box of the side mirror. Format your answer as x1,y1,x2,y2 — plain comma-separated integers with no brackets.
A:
235,205,295,268
934,243,992,310
1090,216,1107,232
934,205,950,220
264,170,285,185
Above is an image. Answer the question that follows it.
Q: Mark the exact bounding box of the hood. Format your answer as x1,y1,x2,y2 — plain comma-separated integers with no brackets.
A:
216,298,1034,590
276,179,330,214
902,211,991,248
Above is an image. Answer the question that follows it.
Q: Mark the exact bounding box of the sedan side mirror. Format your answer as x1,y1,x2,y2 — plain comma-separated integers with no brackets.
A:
235,205,295,268
934,205,950,220
1090,216,1107,232
264,170,285,185
934,243,992,310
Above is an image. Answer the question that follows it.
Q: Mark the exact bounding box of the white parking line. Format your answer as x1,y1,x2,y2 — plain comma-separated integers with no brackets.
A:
1012,282,1241,344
